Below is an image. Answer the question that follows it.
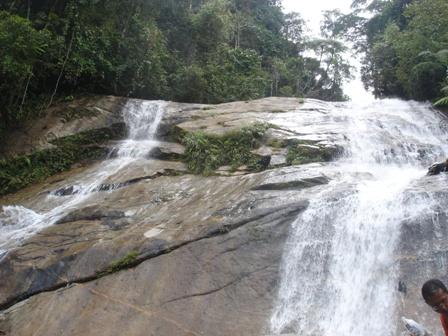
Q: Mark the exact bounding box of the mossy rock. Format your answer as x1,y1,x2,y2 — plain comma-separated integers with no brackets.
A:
0,124,126,196
266,138,288,148
169,125,189,143
182,122,270,175
253,176,330,191
60,107,98,123
50,123,125,147
148,147,184,161
286,139,320,146
96,251,140,276
286,143,342,165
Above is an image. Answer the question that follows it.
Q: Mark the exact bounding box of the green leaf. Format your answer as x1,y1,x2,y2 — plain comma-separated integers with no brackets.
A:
434,97,448,107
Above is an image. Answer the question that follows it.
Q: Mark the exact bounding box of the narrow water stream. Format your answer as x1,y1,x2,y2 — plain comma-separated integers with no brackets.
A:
0,100,165,255
270,99,448,335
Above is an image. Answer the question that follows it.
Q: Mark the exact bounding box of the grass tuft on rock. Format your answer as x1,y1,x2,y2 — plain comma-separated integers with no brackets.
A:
183,122,270,175
105,251,139,274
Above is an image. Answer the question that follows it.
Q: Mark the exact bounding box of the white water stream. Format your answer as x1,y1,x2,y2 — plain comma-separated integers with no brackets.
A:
270,99,448,335
0,100,165,256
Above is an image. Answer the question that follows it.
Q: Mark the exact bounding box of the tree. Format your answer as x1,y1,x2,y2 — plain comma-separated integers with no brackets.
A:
337,0,448,101
305,39,353,101
192,0,231,55
0,11,51,125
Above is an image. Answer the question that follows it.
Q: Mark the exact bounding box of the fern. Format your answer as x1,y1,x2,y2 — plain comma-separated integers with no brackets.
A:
434,97,448,107
436,49,448,63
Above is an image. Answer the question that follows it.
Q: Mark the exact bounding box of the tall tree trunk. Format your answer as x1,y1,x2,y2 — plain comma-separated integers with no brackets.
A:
236,21,240,49
47,30,75,110
8,0,16,11
19,72,32,116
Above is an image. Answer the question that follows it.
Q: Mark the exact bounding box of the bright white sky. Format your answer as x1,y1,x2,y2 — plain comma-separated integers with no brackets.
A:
282,0,374,101
282,0,353,36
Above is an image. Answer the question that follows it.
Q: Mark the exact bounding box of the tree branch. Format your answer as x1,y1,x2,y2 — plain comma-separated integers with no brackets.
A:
46,30,75,110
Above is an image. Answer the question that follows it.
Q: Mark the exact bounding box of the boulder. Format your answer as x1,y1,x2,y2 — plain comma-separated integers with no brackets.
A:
427,159,448,175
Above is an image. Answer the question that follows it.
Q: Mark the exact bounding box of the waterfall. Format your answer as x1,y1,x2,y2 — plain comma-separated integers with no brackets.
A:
0,100,166,255
269,99,448,336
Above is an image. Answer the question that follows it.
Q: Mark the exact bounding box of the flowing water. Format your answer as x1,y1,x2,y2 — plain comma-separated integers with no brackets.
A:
269,99,448,335
0,100,166,256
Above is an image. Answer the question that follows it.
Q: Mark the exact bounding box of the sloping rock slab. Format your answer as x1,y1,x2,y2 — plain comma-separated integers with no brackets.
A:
0,201,307,336
0,164,324,314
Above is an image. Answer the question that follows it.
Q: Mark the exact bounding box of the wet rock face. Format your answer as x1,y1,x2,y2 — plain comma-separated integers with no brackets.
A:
426,160,448,176
0,200,308,336
252,176,330,191
397,178,448,336
0,96,127,158
0,167,317,335
55,206,127,224
0,97,347,336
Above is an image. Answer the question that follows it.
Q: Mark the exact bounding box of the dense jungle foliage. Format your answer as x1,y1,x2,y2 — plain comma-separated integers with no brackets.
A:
325,0,448,103
0,0,352,139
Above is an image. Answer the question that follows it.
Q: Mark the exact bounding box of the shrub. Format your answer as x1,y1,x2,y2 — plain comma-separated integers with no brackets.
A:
183,123,269,175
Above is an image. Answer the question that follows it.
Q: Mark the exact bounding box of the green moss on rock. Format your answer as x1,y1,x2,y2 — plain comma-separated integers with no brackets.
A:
266,138,287,148
0,124,125,196
286,141,342,165
60,107,98,123
183,123,270,175
50,124,125,147
169,125,188,143
106,251,139,274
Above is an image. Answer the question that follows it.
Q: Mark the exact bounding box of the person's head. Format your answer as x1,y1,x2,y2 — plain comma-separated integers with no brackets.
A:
422,279,448,315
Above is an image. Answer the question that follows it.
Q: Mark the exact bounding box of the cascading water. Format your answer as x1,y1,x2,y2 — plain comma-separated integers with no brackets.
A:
269,99,448,336
0,100,166,256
